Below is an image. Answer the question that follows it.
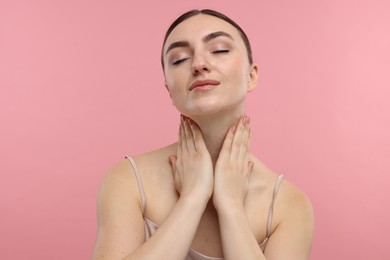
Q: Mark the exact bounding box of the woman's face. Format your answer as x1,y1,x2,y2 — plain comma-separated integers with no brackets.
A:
163,14,258,117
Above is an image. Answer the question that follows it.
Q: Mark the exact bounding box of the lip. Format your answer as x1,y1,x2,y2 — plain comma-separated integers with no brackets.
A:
189,79,221,91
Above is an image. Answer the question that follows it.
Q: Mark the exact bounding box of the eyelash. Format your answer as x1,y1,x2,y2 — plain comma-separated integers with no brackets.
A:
172,58,188,65
213,49,229,54
171,50,229,66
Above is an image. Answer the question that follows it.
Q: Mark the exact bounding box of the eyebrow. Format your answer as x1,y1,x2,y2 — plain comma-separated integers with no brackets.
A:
165,31,234,55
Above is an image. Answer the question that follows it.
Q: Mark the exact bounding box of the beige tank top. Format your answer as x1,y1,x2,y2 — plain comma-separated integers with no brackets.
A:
125,155,284,260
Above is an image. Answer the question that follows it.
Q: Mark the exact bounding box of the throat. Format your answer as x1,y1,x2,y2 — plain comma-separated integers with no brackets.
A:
204,137,224,166
192,111,244,166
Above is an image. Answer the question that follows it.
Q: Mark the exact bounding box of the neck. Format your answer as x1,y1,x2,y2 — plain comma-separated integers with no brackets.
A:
192,110,244,166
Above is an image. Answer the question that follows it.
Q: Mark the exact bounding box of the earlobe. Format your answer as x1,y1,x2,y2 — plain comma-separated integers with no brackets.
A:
247,64,259,92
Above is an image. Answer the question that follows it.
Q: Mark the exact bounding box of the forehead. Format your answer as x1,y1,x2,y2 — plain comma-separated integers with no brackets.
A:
164,14,244,50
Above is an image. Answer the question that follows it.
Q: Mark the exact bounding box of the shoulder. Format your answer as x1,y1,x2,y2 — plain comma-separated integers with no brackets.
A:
248,157,313,229
94,144,177,234
250,162,314,258
93,147,175,259
99,156,137,195
98,144,178,208
250,156,313,219
97,157,139,216
128,143,177,170
277,177,313,223
102,143,176,181
261,177,314,258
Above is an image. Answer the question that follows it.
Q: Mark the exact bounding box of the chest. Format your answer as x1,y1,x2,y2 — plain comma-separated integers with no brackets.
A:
190,204,223,257
141,165,273,256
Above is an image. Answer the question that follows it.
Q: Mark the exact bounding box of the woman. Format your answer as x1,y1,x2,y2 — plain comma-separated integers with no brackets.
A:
92,9,314,260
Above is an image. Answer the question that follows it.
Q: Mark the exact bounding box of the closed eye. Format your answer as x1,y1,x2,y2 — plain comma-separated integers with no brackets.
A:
212,50,229,54
172,58,189,65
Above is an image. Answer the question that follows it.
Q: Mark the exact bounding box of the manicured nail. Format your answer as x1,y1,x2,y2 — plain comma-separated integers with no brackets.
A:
249,161,254,169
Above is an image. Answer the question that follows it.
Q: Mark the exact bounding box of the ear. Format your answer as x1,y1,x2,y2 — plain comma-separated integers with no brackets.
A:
247,63,259,92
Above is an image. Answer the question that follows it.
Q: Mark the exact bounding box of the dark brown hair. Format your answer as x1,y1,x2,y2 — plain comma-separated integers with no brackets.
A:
161,9,253,69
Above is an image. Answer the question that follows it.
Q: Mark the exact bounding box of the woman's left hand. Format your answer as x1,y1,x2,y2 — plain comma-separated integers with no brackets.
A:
213,115,254,211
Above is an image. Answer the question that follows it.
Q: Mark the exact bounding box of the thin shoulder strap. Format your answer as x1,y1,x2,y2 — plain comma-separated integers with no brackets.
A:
125,155,146,215
261,175,284,246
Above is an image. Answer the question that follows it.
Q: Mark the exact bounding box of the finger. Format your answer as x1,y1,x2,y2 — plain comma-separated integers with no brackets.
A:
236,116,251,168
231,116,247,160
249,160,254,171
220,124,235,158
180,117,188,151
177,122,184,161
246,160,254,180
240,116,251,161
169,154,177,175
189,120,207,151
169,154,177,167
184,118,195,151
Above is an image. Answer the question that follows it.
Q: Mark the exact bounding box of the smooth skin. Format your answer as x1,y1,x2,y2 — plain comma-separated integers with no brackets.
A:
92,14,314,260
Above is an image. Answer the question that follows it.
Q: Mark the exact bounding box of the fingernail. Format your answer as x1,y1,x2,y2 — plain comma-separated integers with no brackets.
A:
249,161,254,169
231,126,236,133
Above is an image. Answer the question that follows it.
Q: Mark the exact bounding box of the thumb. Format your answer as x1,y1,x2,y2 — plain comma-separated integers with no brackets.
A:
248,161,254,174
169,154,177,166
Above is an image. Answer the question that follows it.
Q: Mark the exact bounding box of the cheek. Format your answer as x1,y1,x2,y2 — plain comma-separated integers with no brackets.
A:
164,77,183,106
164,72,178,93
229,59,250,85
164,68,186,90
229,53,248,73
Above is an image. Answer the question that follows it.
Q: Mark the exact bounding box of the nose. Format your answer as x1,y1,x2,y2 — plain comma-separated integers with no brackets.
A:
191,52,210,75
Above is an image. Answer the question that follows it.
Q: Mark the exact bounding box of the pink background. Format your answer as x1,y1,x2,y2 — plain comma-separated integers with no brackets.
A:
1,0,389,259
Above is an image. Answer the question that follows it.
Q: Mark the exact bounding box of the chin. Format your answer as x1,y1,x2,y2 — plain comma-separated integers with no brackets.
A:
184,101,244,118
188,99,224,114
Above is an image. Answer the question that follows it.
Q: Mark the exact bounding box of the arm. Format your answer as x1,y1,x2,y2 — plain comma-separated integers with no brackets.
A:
213,115,265,259
217,184,314,260
92,118,214,260
218,204,266,259
263,186,314,260
213,116,314,259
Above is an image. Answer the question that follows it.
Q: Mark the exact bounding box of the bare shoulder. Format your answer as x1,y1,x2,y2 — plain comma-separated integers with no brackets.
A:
98,143,177,207
266,174,314,259
92,145,176,259
92,158,143,259
277,178,314,245
101,143,176,181
277,177,313,217
130,143,177,172
97,156,143,212
250,156,313,220
248,156,314,258
96,157,136,214
101,157,134,185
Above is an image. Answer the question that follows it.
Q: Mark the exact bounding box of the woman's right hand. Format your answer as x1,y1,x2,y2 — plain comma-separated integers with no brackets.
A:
169,116,214,202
